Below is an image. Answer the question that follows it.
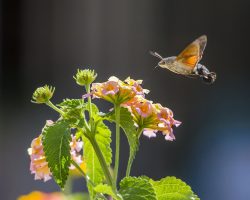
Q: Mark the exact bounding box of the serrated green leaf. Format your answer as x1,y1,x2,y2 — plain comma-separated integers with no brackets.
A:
119,176,157,200
94,184,117,200
82,104,112,200
58,99,85,125
42,120,71,189
104,107,138,172
150,177,200,200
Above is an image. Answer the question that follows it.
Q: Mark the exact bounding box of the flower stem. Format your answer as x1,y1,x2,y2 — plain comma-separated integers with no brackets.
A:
85,84,92,119
125,127,143,177
46,100,65,116
71,160,107,199
114,104,121,185
63,176,72,195
71,160,87,179
83,136,122,199
88,136,114,190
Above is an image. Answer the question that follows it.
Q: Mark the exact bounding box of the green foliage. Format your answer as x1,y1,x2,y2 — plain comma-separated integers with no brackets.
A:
42,120,71,189
94,184,117,200
104,107,139,170
150,177,200,200
31,69,200,200
118,176,199,200
58,99,85,125
119,177,157,200
82,104,112,200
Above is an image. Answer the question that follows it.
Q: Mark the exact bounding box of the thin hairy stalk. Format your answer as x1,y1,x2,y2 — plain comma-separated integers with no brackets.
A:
88,136,115,190
63,176,72,195
46,100,65,116
71,160,107,199
88,136,122,199
125,127,143,177
114,104,121,185
85,84,92,119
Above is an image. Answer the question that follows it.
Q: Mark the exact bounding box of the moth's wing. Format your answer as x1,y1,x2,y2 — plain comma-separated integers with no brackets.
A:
176,35,207,69
197,35,207,59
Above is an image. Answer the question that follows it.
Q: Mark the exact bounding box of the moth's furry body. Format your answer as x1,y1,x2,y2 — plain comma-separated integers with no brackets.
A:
160,56,194,75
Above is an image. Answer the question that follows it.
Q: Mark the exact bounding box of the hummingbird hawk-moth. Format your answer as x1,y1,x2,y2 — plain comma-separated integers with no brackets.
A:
150,35,216,84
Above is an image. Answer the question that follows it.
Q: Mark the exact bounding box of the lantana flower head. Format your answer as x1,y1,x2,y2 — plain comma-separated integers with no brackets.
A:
124,77,150,96
28,134,51,182
28,122,84,182
91,76,149,105
123,97,181,141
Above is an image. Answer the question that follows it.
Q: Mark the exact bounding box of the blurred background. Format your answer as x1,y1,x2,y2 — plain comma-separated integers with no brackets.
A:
1,0,250,199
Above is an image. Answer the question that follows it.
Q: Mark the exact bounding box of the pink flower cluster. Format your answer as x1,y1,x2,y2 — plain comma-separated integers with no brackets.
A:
91,76,149,104
91,77,181,141
28,121,83,181
124,98,181,141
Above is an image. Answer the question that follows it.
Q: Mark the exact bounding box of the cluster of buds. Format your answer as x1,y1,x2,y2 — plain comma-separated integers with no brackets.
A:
74,69,97,86
32,85,55,104
28,121,83,182
91,75,181,141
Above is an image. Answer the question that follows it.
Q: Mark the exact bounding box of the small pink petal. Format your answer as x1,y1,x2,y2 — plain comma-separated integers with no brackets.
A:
43,175,52,182
82,92,93,99
108,76,119,82
174,120,182,127
102,89,117,95
75,141,83,152
46,120,54,126
164,132,175,141
143,89,150,94
143,129,157,138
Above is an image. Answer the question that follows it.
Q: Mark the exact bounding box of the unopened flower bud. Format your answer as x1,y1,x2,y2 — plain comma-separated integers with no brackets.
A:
32,85,55,104
74,69,97,86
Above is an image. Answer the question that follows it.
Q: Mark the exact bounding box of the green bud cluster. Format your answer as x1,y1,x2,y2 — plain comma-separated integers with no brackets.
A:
32,85,55,104
74,69,97,86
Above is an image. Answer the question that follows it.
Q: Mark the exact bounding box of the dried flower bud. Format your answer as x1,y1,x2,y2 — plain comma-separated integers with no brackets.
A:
74,69,97,86
32,85,55,104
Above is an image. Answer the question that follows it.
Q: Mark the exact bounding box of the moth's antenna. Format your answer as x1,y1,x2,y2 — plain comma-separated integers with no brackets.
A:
149,51,163,60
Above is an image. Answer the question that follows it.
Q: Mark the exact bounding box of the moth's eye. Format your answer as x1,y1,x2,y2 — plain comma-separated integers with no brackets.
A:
159,60,165,66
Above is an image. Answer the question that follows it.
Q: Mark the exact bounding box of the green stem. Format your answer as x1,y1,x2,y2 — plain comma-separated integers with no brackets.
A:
63,176,73,195
137,126,144,139
125,127,143,177
46,100,65,116
81,135,122,200
89,137,122,199
71,160,107,199
71,160,87,179
85,84,92,119
88,136,115,190
83,118,91,133
114,104,121,185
